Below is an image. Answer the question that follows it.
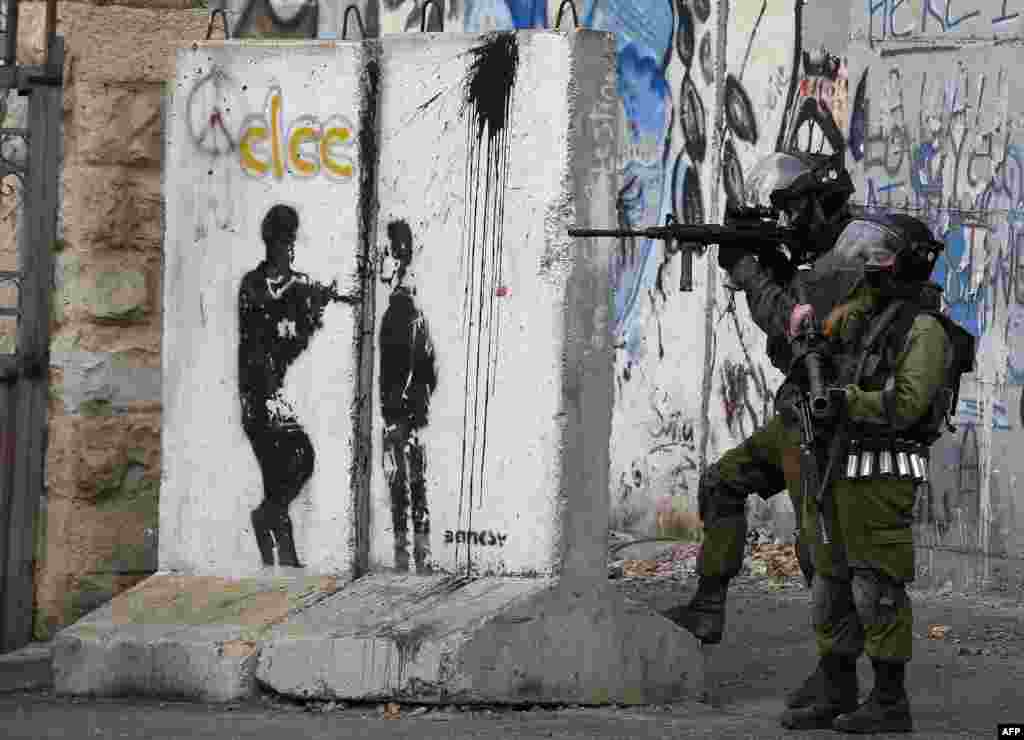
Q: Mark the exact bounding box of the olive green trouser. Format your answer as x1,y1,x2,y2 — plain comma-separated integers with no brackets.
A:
697,414,802,579
803,477,916,663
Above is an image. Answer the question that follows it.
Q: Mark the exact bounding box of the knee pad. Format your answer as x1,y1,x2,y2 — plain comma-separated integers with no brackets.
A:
851,569,908,630
697,464,745,525
812,575,856,633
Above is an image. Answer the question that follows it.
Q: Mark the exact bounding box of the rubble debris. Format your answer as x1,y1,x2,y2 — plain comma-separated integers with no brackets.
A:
928,625,950,640
609,540,702,581
748,543,802,579
622,559,658,578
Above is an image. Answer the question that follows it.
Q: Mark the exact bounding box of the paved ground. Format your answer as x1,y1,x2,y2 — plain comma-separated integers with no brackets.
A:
1,573,1019,738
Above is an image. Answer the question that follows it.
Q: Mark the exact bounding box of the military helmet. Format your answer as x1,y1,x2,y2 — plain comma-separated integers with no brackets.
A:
800,212,944,310
830,212,943,282
742,151,854,229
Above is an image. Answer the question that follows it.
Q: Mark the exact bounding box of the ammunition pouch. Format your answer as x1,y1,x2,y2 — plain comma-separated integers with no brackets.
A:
838,435,929,484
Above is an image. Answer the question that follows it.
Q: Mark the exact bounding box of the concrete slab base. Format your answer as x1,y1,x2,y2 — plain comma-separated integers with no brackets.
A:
257,574,701,705
53,574,701,705
52,573,345,702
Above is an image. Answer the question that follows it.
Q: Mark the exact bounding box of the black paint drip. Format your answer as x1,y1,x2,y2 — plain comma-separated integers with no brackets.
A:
456,32,519,573
353,47,382,576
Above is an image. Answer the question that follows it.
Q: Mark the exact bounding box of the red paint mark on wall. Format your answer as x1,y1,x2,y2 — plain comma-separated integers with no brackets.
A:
495,286,509,297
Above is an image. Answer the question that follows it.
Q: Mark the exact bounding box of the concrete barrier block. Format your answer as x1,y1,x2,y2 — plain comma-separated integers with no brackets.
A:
162,30,616,580
52,573,343,701
256,575,699,704
113,28,702,708
367,30,617,579
162,42,368,577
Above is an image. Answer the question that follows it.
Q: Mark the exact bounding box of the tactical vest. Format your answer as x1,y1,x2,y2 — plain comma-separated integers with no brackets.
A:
837,291,974,482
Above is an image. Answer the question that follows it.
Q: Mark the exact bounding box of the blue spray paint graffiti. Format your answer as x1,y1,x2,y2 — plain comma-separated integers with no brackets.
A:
505,0,547,27
580,0,674,372
929,223,983,338
618,44,671,141
463,0,546,30
954,397,1012,430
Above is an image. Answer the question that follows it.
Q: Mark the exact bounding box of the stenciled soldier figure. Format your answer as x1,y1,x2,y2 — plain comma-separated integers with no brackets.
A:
239,204,353,568
664,151,856,709
778,213,972,733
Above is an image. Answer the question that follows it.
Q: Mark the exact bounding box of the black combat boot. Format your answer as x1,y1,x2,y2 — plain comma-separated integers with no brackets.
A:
833,659,913,733
779,654,859,730
662,576,728,644
784,658,828,709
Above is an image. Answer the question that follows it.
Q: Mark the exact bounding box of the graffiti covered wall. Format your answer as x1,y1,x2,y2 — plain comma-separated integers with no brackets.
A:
847,0,1024,570
508,0,852,536
162,33,617,578
198,0,882,545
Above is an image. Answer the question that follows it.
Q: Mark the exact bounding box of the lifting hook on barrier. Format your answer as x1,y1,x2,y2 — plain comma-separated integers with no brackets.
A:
206,8,230,40
419,0,444,32
554,0,579,29
341,5,366,40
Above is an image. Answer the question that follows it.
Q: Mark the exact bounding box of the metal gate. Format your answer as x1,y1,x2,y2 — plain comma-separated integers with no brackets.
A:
0,0,62,653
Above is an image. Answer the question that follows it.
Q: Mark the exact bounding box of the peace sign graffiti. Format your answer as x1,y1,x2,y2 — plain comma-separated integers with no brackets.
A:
186,67,245,158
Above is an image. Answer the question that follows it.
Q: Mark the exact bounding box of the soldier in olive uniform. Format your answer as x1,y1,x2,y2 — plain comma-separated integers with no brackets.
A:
778,213,971,733
664,152,855,709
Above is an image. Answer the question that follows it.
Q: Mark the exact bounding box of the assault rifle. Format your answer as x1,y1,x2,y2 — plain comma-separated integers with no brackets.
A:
788,283,841,545
568,206,815,292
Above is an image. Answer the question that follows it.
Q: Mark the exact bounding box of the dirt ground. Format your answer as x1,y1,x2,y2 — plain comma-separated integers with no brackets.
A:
618,570,1024,735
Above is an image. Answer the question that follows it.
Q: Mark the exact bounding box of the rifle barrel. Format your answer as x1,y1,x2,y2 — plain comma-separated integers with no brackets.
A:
568,224,795,245
567,228,645,237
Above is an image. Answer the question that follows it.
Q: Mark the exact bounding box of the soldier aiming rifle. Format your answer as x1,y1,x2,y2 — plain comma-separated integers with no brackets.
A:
572,151,860,710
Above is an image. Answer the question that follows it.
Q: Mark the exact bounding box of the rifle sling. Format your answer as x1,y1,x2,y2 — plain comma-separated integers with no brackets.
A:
854,299,909,385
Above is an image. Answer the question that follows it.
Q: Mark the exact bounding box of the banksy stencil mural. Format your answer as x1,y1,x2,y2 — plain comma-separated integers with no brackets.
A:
378,219,438,573
162,45,370,576
367,30,611,577
163,32,614,577
239,205,357,567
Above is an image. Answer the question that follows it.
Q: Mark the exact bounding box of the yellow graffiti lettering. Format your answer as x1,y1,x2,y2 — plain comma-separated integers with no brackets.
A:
289,125,320,176
321,126,355,181
239,127,270,176
270,90,284,180
236,90,355,182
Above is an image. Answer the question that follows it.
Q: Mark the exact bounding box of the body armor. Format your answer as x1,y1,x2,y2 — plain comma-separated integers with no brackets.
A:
836,296,973,483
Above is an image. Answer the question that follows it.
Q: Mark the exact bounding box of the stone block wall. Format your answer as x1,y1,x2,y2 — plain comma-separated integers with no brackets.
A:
6,1,207,639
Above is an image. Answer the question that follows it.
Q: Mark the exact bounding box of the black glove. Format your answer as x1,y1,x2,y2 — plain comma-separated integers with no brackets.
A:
717,243,748,272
